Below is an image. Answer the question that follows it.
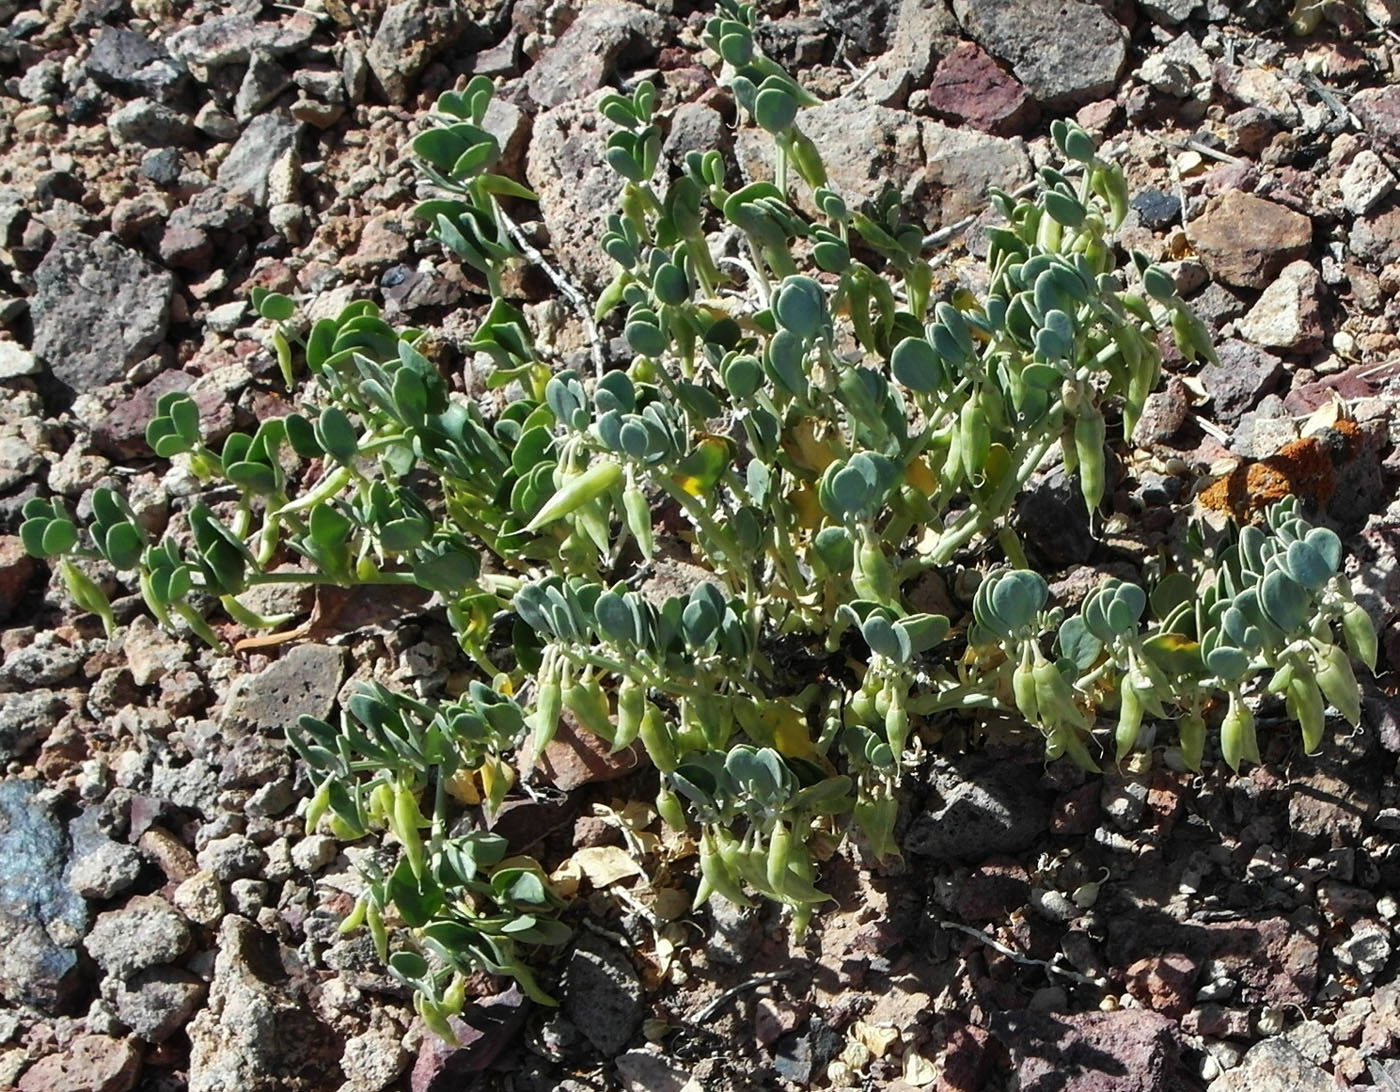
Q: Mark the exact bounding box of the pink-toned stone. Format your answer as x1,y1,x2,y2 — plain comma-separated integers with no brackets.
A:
0,535,35,623
535,714,648,792
926,41,1037,136
17,1035,142,1092
1187,191,1311,288
1125,953,1199,1017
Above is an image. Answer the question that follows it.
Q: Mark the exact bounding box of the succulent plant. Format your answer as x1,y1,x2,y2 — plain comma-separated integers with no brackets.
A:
23,10,1375,1025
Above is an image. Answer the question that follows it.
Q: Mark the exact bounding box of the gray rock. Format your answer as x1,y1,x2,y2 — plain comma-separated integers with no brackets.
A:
526,93,621,293
290,835,337,874
196,834,267,881
31,232,174,392
69,839,144,901
0,689,64,762
85,895,190,980
738,101,1029,231
2,640,84,687
706,893,763,967
166,12,316,73
114,966,207,1043
0,342,39,379
523,1,668,109
149,755,222,818
216,111,302,208
86,27,185,100
367,0,471,104
108,98,196,146
234,54,291,120
219,642,345,737
563,933,643,1056
0,780,87,1010
1139,0,1200,22
188,916,344,1092
1236,260,1326,353
951,0,1128,107
1200,340,1284,426
1211,1036,1332,1091
820,0,893,52
905,759,1048,859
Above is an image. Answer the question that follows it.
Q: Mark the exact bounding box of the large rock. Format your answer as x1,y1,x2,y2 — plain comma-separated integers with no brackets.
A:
1186,191,1312,289
0,689,63,763
31,232,174,393
736,101,1029,230
562,933,643,1056
1350,85,1400,155
219,643,345,737
216,111,301,207
15,1034,142,1092
188,916,344,1091
86,27,184,100
926,40,1037,135
1211,1036,1333,1092
905,759,1048,859
523,1,668,109
0,780,87,1010
526,92,624,293
988,1009,1186,1091
84,895,190,980
1236,260,1326,352
166,12,316,73
1199,339,1284,425
951,0,1128,107
366,0,490,104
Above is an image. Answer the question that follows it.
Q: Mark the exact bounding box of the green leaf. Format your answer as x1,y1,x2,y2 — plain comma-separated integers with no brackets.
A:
890,336,943,393
317,407,359,462
754,85,797,132
773,276,826,339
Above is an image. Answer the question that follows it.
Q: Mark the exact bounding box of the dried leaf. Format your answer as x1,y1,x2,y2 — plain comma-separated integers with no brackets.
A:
901,1051,938,1086
570,845,643,888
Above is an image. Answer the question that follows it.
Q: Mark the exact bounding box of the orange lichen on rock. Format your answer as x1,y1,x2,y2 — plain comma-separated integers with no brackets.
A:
1197,420,1360,522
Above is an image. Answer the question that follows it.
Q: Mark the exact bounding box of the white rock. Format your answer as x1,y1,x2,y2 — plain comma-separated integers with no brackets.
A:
1237,260,1325,352
1340,149,1395,216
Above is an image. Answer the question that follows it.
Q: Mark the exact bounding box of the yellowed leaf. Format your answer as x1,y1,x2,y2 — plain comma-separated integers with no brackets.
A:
901,1051,938,1087
852,1021,900,1059
570,845,643,888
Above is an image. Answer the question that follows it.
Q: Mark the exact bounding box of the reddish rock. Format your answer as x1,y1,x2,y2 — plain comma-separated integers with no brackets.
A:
411,986,528,1092
1186,191,1311,289
1351,85,1400,155
536,714,648,792
17,1035,142,1092
0,535,35,622
1125,953,1199,1017
933,1020,997,1092
988,1008,1185,1091
927,41,1037,136
90,372,233,460
954,860,1030,924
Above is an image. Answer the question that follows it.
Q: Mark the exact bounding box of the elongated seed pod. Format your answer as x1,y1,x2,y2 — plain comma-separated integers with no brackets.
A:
1287,675,1326,755
1115,673,1144,761
766,821,792,895
1178,708,1206,773
395,782,426,878
638,704,679,772
1314,643,1361,727
1013,658,1040,724
1220,694,1258,772
622,480,653,560
614,676,645,752
1074,408,1107,512
1341,602,1378,673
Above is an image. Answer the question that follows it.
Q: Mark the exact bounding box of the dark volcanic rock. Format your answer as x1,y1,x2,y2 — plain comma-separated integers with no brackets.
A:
905,759,1049,859
562,932,643,1056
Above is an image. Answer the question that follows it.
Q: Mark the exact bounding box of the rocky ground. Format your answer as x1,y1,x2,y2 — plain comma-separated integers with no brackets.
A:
2,0,1400,1089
